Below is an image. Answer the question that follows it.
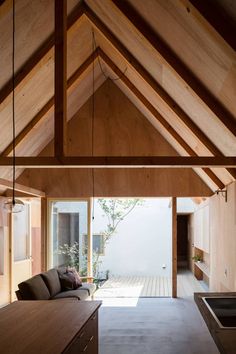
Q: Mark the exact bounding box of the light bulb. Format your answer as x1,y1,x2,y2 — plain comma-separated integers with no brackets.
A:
4,198,24,213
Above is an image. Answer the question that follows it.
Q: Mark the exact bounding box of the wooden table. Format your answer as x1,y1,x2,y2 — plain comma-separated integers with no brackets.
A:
0,300,102,354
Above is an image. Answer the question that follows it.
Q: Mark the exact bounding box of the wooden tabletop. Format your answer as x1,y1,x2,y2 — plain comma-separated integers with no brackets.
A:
0,300,102,354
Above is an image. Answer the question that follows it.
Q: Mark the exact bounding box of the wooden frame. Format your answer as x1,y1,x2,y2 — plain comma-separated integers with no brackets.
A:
0,178,45,197
0,156,235,168
172,197,177,298
46,198,93,278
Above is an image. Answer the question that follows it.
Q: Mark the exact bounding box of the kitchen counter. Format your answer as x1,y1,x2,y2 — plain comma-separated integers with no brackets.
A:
194,292,236,354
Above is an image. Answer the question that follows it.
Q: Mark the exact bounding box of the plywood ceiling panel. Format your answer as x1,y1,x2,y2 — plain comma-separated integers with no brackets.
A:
127,0,236,117
94,30,218,157
84,0,236,156
10,62,105,159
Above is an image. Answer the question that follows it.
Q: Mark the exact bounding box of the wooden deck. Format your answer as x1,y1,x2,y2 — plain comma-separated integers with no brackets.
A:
94,276,172,298
94,271,206,298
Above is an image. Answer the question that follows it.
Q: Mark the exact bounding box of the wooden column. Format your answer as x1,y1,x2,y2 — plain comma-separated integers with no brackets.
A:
54,0,67,158
87,198,93,279
172,197,177,298
41,198,47,272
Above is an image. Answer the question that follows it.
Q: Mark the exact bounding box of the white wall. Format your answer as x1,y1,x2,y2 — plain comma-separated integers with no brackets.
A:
93,198,172,277
177,198,196,213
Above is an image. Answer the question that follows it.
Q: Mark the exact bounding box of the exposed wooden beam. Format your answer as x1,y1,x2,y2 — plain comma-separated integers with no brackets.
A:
172,197,177,298
189,0,236,52
111,0,236,137
0,156,235,169
0,178,45,197
0,2,83,106
54,0,67,158
83,5,236,181
1,51,98,157
98,49,225,189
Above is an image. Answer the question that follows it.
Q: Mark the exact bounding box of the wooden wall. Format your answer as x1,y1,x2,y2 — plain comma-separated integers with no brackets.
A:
17,80,212,197
209,181,236,291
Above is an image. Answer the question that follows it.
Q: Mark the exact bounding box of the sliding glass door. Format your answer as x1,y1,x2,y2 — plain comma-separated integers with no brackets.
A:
48,200,91,276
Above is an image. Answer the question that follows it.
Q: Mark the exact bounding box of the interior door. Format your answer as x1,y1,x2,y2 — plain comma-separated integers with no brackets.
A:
11,203,32,301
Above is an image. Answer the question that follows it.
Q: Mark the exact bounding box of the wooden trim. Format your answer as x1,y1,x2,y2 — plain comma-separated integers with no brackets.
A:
54,0,67,158
111,0,236,137
0,178,45,197
1,52,98,157
189,0,236,52
41,198,47,272
83,6,236,180
0,156,235,168
172,197,177,298
98,49,225,189
0,2,84,106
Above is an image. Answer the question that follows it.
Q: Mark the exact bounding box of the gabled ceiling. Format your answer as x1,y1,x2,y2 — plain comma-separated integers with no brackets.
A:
0,0,235,195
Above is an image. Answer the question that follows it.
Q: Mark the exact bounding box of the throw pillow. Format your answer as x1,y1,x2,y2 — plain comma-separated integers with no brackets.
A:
59,268,82,290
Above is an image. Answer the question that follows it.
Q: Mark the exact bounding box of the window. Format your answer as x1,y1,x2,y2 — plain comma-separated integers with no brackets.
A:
83,234,105,256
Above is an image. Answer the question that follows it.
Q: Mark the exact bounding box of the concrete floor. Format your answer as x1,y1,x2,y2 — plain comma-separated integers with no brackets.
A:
99,297,219,354
98,271,219,354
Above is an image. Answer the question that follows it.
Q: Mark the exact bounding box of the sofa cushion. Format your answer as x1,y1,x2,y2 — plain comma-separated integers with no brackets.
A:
41,268,61,297
18,274,50,300
80,283,96,296
52,289,89,301
58,268,82,290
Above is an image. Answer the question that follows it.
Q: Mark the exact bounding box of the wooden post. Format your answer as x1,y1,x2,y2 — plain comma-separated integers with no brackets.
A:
172,197,177,298
54,0,67,158
41,198,47,272
87,198,93,280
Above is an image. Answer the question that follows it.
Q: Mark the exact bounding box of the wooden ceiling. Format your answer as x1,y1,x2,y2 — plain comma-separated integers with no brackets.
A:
0,0,235,195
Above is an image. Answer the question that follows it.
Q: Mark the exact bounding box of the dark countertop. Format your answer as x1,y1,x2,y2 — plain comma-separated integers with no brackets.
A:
194,292,236,354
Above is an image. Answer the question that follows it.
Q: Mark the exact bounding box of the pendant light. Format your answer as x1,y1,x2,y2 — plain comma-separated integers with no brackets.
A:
4,0,24,213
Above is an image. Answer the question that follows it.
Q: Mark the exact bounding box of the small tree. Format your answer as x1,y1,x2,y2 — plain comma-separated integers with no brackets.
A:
94,198,143,276
57,241,80,270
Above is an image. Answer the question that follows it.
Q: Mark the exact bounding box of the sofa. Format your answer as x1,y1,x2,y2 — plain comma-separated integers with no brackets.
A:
16,268,96,301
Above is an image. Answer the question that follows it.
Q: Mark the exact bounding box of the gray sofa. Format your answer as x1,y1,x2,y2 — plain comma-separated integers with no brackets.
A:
16,268,96,301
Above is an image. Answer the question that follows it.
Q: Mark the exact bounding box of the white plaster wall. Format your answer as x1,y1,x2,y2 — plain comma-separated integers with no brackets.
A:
177,198,196,213
93,198,172,277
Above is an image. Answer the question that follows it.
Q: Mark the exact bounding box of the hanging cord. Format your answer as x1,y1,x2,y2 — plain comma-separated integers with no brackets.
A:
92,31,127,81
91,30,95,220
12,0,16,205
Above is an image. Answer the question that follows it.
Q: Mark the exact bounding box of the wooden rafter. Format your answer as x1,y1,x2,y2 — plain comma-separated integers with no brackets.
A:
83,4,236,180
0,2,84,106
0,178,45,197
98,49,225,189
0,156,235,168
189,0,236,52
1,51,98,157
111,0,236,137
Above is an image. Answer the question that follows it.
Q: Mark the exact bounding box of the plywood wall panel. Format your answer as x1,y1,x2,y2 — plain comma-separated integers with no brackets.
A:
210,181,236,291
17,80,212,197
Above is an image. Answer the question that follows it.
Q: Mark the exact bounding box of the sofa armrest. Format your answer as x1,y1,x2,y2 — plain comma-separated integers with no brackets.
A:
15,290,23,300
